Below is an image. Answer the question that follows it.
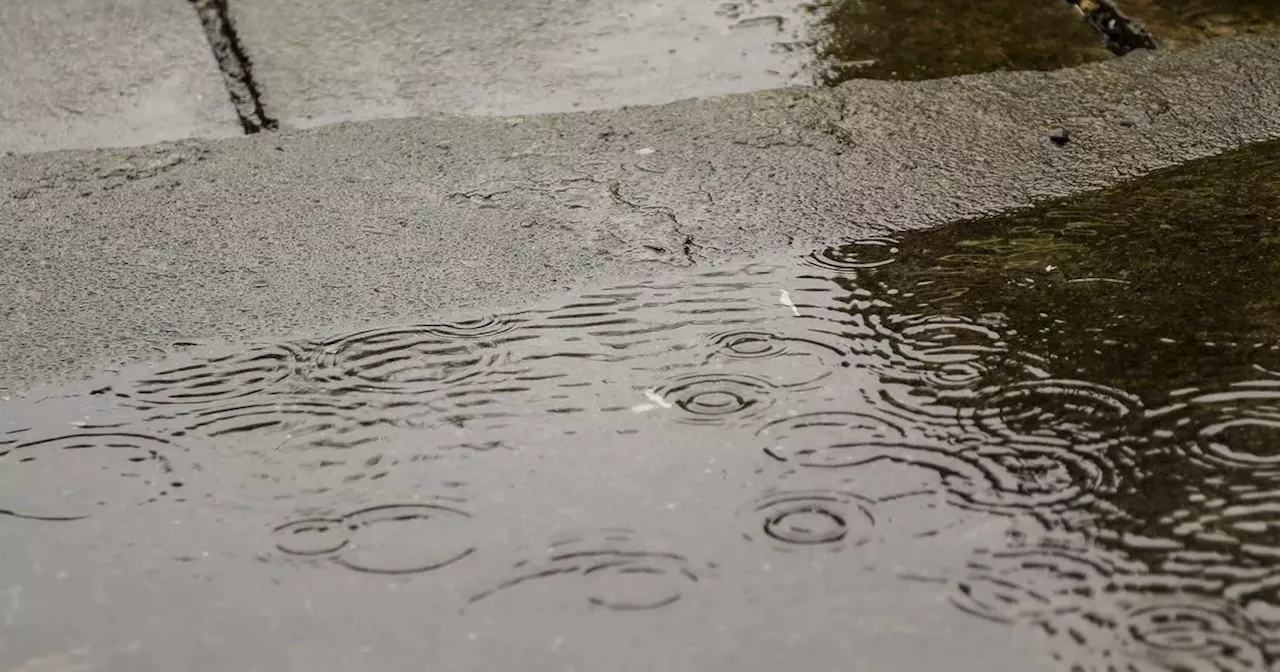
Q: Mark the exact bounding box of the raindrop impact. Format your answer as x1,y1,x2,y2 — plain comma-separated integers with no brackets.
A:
470,529,710,612
0,431,185,521
745,489,877,551
804,237,901,272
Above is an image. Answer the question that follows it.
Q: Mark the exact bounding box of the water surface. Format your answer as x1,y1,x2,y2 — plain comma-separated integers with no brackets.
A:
1118,0,1280,46
5,139,1280,670
807,0,1111,82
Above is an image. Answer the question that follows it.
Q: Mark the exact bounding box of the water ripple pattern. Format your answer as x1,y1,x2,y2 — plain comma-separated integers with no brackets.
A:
117,343,307,407
967,379,1143,452
651,373,777,425
745,488,878,551
0,431,185,520
273,500,476,574
701,328,847,388
470,529,711,612
22,144,1280,672
1046,598,1267,672
1168,388,1280,475
803,237,901,272
308,321,528,395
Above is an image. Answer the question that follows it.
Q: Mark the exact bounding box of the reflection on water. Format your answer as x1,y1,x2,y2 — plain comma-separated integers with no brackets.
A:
1116,0,1280,46
7,138,1280,668
799,0,1280,84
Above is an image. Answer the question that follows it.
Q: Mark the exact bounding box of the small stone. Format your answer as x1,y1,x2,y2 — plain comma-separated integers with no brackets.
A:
1049,128,1070,146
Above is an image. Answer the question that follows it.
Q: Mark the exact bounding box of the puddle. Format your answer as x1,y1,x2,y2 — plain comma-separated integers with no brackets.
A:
805,0,1113,83
1116,0,1280,46
7,138,1280,668
799,0,1280,83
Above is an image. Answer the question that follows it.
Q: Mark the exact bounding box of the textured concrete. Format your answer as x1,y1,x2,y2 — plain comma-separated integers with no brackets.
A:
227,0,1117,128
0,0,241,155
227,0,814,127
2,35,1280,395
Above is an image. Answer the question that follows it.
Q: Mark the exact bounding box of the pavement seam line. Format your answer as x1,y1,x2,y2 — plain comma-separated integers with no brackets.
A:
190,0,277,133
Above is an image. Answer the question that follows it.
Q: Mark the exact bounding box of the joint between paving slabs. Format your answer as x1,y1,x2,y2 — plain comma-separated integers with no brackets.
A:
190,0,277,134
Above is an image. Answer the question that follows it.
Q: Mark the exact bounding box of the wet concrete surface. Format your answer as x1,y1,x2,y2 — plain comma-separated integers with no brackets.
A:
228,0,813,127
6,131,1280,672
230,0,1120,127
4,34,1280,397
0,0,241,155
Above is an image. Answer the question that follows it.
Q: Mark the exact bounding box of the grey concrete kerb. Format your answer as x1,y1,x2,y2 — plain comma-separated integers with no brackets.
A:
2,34,1279,394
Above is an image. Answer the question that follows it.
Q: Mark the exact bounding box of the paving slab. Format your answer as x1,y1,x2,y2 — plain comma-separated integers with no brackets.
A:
228,0,1112,128
2,35,1279,395
0,0,241,155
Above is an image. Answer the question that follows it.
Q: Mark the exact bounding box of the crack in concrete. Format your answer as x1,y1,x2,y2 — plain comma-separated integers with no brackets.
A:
191,0,277,133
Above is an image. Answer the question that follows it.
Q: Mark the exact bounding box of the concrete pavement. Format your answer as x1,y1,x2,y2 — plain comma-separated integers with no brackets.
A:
223,0,1110,127
0,0,240,155
4,33,1280,395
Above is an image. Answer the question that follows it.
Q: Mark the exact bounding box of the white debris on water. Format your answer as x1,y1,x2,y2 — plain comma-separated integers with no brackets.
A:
632,388,673,413
1067,277,1130,285
634,147,655,155
778,289,800,316
644,389,672,408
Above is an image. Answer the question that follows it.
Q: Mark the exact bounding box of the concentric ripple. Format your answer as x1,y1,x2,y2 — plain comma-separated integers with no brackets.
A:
947,444,1129,519
894,317,1005,363
949,542,1116,625
309,324,525,395
1169,389,1280,476
1050,599,1267,672
745,489,877,551
702,329,846,388
117,343,306,406
161,395,377,440
852,314,1016,391
470,529,709,611
1126,603,1262,662
968,379,1142,451
804,237,901,272
414,315,525,339
0,432,184,520
652,373,777,425
274,502,476,575
757,411,914,467
273,517,349,556
757,410,1124,520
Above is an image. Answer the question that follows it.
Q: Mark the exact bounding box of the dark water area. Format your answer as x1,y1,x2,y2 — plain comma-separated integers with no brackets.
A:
805,0,1112,82
1119,0,1280,45
800,0,1280,84
5,139,1280,669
